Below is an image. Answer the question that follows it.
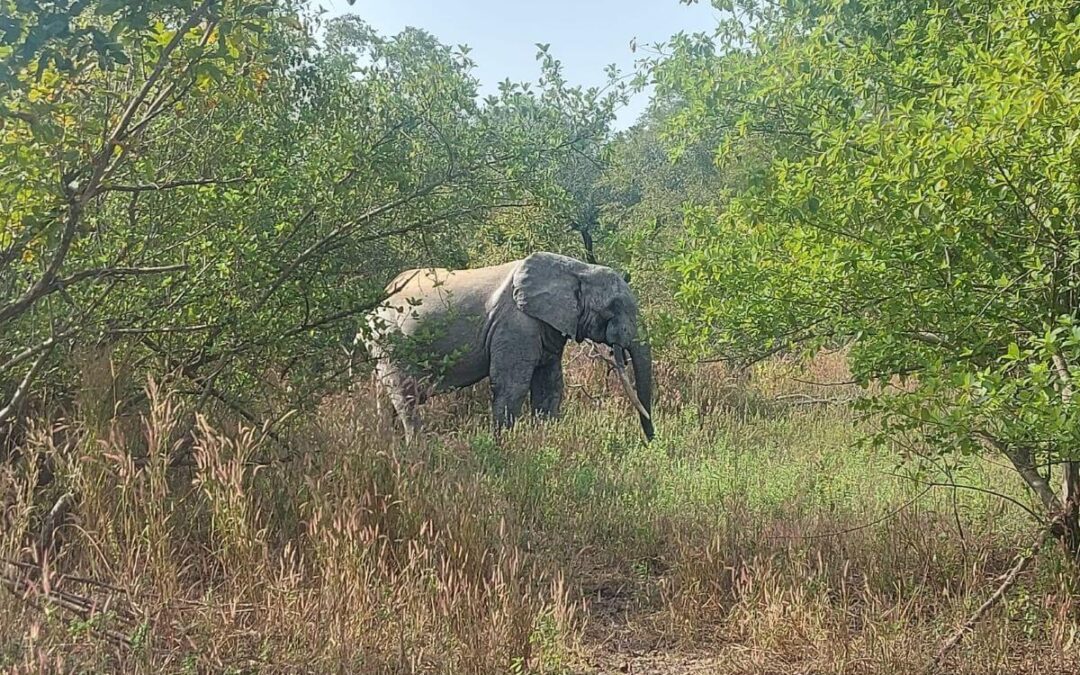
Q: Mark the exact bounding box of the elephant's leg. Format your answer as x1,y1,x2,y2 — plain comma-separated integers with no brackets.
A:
489,357,536,433
376,361,422,443
491,377,531,432
393,386,422,444
530,357,564,419
489,316,545,434
371,368,396,432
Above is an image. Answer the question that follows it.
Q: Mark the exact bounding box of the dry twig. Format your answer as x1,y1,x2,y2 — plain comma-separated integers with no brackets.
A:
928,516,1059,671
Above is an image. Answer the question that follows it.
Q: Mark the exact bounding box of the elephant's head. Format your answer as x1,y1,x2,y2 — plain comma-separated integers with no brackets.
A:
512,252,655,441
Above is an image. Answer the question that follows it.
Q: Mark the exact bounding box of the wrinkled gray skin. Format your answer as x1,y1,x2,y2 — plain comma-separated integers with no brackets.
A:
362,252,654,443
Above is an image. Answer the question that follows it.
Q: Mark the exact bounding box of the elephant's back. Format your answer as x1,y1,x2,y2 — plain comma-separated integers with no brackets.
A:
384,267,451,296
374,261,522,334
367,261,523,387
384,262,520,299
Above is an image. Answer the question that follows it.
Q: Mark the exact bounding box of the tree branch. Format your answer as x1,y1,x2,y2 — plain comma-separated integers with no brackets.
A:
97,176,246,194
252,185,442,314
929,516,1059,670
0,3,212,329
1051,353,1075,401
255,195,528,314
0,331,74,374
974,430,1063,515
125,19,218,141
105,2,213,153
908,330,948,346
52,264,187,291
0,203,83,326
0,347,53,425
105,323,218,336
270,117,417,259
893,473,1043,523
1050,352,1079,528
277,301,387,342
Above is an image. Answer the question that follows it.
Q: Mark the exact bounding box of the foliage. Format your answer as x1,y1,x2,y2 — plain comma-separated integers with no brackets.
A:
653,0,1080,533
0,1,621,423
596,98,753,347
466,45,628,266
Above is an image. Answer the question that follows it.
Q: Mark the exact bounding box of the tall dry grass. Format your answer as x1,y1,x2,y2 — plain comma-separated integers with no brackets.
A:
1,345,1078,674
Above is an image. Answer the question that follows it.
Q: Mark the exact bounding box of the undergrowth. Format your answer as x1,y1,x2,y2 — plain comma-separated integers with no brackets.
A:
1,348,1077,674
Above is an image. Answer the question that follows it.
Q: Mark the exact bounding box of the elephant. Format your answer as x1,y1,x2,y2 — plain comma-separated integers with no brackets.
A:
361,252,654,443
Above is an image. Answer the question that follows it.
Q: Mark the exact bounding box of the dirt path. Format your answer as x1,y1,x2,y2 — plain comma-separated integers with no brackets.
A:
577,651,727,674
570,568,729,674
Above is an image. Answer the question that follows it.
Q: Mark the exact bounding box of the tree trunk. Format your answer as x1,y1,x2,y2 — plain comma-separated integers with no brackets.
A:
988,437,1080,560
1062,461,1080,559
1051,354,1080,559
577,227,597,265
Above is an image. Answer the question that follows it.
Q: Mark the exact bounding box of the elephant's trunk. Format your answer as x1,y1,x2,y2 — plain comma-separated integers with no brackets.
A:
613,342,655,442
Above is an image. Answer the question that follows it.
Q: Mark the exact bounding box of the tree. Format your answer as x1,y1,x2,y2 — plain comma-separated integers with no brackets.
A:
598,95,756,347
466,46,627,267
1,0,283,425
1,2,623,436
655,0,1080,554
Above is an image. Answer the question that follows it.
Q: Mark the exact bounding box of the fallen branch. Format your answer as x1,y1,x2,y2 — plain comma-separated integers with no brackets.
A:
774,393,856,406
928,516,1059,671
1,558,130,596
1,572,135,647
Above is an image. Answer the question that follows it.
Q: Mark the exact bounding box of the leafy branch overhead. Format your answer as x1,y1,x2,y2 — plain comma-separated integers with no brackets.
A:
651,0,1080,550
0,2,621,424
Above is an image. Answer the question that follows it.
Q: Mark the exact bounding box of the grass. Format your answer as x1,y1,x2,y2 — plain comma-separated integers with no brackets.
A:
2,347,1078,673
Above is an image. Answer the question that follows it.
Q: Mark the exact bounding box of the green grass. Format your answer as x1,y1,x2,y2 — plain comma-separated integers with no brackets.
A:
444,393,1030,553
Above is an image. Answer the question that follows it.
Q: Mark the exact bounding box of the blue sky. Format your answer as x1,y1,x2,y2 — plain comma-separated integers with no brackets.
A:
320,0,721,129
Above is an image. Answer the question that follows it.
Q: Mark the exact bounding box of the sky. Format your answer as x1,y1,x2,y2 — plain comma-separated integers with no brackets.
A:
320,0,722,129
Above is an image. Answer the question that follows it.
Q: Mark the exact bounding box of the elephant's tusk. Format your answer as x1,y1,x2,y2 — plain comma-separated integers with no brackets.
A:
613,349,651,420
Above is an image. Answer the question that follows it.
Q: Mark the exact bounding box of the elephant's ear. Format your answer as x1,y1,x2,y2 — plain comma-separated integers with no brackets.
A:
512,252,582,338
